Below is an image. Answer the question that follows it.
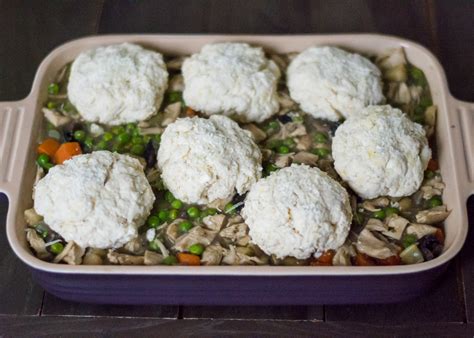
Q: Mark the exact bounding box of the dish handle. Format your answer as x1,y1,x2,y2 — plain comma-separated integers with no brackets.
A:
0,99,32,198
449,97,474,200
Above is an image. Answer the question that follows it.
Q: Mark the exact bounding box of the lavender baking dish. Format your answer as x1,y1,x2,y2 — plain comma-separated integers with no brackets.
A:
1,34,473,305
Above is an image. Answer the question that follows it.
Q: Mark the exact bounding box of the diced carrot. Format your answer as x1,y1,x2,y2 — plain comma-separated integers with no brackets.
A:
185,107,197,117
37,138,60,158
53,142,82,164
177,252,201,266
427,158,439,171
435,228,445,244
310,250,335,266
375,255,401,266
354,253,376,266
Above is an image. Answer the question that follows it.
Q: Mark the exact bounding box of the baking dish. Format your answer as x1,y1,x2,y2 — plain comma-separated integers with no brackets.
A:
1,34,473,305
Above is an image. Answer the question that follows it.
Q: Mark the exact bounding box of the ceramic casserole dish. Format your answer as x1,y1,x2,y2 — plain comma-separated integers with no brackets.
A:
1,34,473,305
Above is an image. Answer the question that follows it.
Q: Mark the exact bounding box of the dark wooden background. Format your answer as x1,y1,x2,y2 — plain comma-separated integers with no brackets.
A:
0,0,473,336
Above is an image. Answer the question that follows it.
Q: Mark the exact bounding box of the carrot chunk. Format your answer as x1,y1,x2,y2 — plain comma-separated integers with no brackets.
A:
37,138,60,158
310,250,335,266
185,107,197,117
177,252,201,266
53,142,82,164
427,159,439,171
375,255,401,266
354,253,376,266
434,228,445,244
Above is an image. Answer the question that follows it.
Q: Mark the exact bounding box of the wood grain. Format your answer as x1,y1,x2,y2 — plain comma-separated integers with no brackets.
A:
2,316,474,337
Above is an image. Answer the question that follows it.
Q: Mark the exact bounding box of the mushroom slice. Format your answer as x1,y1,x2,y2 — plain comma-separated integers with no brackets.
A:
166,56,186,70
415,205,451,224
144,250,164,265
34,166,45,185
365,218,387,232
260,149,273,161
332,244,355,266
208,196,233,211
242,124,267,143
409,85,423,103
293,151,319,166
406,223,438,239
222,245,267,265
219,222,248,244
295,135,312,151
139,126,164,135
161,102,182,127
376,48,407,69
202,214,227,232
53,241,85,265
270,122,307,140
201,244,225,265
173,226,218,252
123,236,147,255
383,215,409,240
424,106,437,138
169,74,184,91
24,208,43,226
362,197,390,212
270,54,290,73
107,250,144,265
42,108,71,127
83,248,104,265
274,153,294,168
421,175,444,200
165,219,184,244
227,215,244,226
277,91,298,109
356,229,399,259
26,229,51,260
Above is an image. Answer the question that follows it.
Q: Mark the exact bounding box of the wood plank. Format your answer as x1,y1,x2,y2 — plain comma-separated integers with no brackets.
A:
98,0,209,33
182,305,323,320
433,0,474,100
41,293,178,319
0,194,44,315
459,196,474,322
2,315,474,337
0,0,104,101
325,261,465,323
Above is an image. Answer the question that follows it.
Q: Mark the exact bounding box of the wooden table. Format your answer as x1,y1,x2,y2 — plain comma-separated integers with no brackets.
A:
1,1,473,336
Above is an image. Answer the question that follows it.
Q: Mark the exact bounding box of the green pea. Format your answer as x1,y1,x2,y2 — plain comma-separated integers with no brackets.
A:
276,145,290,154
102,132,114,142
36,154,51,169
266,139,282,150
130,144,145,156
73,130,86,142
132,136,144,145
168,209,179,221
143,135,152,144
265,121,280,131
154,134,162,143
84,136,94,149
425,170,435,179
46,101,56,109
283,138,296,148
148,239,160,252
179,220,193,233
224,203,236,215
188,243,205,256
167,91,182,104
50,242,64,255
158,210,169,222
187,206,200,218
402,234,418,249
427,196,443,208
147,215,160,228
203,208,217,216
265,163,279,174
162,255,178,265
313,147,331,158
292,115,304,123
419,96,432,109
384,207,399,217
94,140,108,151
373,209,386,220
48,83,59,95
165,191,175,203
409,67,427,86
171,199,183,210
314,132,328,143
126,123,137,133
116,132,131,145
111,126,125,135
